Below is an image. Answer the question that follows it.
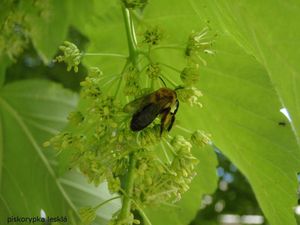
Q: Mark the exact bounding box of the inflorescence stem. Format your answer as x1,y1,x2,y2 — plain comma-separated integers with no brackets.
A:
118,153,136,221
122,6,138,65
83,52,128,58
118,5,139,223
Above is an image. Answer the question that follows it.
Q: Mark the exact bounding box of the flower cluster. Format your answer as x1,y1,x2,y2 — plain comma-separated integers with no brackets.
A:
0,7,28,60
132,135,199,206
146,63,161,79
0,0,56,60
80,67,102,99
177,87,203,107
133,148,169,204
185,27,216,65
137,124,161,147
46,68,131,189
180,64,200,86
124,66,140,96
191,130,212,147
54,41,82,72
143,26,163,46
171,28,215,109
170,135,198,200
43,131,76,151
68,111,84,125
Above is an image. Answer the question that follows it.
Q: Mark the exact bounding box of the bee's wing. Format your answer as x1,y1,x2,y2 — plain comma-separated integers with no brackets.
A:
130,103,163,131
123,94,152,113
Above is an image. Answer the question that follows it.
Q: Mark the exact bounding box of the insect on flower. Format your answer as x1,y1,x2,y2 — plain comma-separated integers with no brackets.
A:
124,87,179,135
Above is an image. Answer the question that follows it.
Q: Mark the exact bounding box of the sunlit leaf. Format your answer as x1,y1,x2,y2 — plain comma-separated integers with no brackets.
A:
0,80,78,223
0,80,120,224
194,0,300,146
143,1,300,225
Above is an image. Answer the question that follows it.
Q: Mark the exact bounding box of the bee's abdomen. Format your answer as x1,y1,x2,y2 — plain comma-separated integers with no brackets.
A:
130,103,161,131
130,119,147,131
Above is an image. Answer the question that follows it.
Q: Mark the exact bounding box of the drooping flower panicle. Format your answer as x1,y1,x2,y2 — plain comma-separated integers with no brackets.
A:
46,18,215,225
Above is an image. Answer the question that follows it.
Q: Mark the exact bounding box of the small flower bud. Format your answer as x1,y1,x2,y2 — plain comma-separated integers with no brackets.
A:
146,63,161,79
138,125,160,147
54,41,82,72
89,67,103,77
180,64,200,86
107,176,121,193
171,135,192,153
124,66,140,96
43,141,51,147
191,130,211,147
68,111,84,125
143,26,163,46
80,67,103,99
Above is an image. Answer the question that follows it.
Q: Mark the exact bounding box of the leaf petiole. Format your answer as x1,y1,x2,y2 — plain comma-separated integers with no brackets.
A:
83,52,128,58
94,196,121,210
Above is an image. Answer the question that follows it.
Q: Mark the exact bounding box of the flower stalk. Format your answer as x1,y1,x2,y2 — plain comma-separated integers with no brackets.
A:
122,6,138,65
118,5,139,223
118,153,136,221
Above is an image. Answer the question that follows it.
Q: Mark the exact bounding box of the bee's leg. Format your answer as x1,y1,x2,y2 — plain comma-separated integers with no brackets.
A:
167,113,176,131
174,100,179,114
166,100,178,131
160,108,171,136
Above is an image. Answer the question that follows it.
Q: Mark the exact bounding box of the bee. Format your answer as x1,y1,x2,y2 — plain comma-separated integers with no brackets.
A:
124,87,179,135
